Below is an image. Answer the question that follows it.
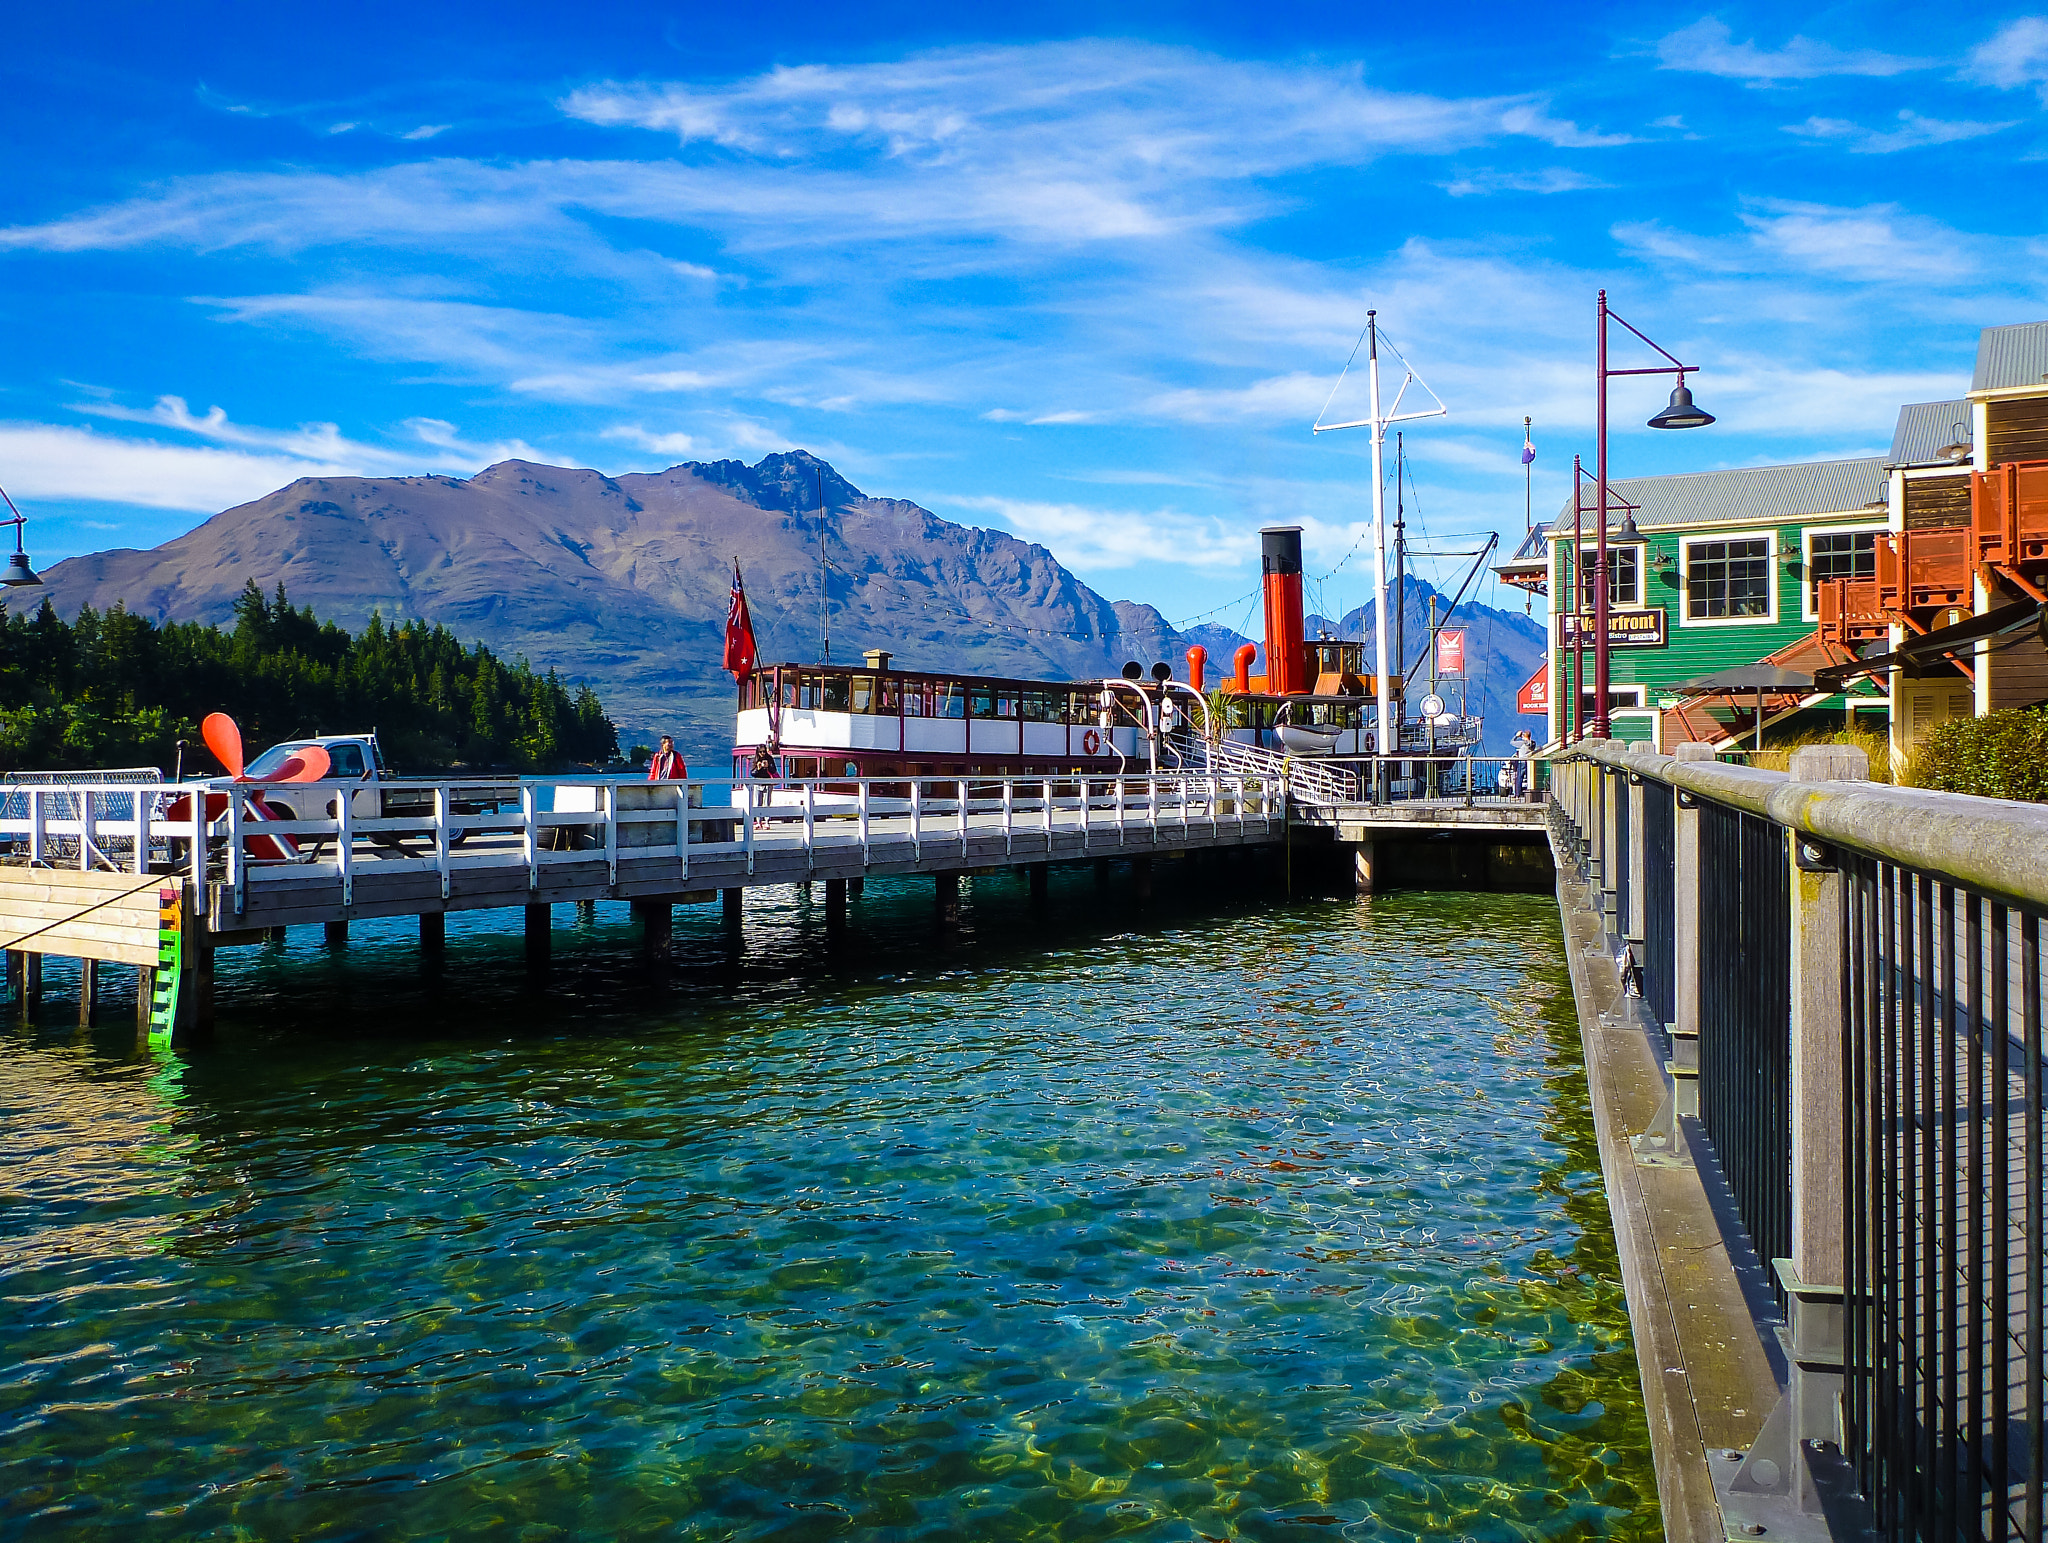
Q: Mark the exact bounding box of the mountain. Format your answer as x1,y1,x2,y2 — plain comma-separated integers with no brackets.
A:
29,452,1206,763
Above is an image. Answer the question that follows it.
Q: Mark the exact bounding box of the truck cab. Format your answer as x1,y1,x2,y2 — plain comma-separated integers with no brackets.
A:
248,735,390,821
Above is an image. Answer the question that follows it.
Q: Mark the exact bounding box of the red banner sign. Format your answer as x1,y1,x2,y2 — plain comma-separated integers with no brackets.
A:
1434,629,1466,676
1516,663,1549,715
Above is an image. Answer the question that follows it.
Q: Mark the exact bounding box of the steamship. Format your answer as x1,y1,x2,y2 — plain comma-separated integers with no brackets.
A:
726,525,1478,780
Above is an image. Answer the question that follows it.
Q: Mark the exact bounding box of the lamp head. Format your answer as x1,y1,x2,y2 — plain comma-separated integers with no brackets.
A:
3,551,41,588
1617,512,1641,541
1647,376,1714,430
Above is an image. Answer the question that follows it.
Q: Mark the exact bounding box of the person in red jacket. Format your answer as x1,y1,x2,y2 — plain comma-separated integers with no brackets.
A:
647,735,688,780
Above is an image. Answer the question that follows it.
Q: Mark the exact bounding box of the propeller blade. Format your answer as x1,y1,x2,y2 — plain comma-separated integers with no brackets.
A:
280,745,331,783
201,712,244,779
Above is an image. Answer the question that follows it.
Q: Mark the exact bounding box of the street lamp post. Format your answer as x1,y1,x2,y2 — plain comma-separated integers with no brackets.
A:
1592,289,1712,738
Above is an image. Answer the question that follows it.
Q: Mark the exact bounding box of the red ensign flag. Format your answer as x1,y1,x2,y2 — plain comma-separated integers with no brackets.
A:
723,562,758,679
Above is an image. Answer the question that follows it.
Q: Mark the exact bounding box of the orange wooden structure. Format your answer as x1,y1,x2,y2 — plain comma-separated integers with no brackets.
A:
1972,460,2048,603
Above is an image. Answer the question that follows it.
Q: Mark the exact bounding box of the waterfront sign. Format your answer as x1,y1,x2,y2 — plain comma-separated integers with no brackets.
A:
1558,608,1667,647
1435,629,1465,676
1516,664,1549,715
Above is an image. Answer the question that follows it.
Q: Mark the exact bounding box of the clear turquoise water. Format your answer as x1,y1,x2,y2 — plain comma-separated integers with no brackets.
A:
0,870,1656,1541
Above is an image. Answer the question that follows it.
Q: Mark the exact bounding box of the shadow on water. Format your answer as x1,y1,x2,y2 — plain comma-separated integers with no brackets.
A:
0,858,1660,1541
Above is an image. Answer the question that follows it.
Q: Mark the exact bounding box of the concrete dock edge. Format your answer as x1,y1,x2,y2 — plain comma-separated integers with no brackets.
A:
1549,820,1781,1543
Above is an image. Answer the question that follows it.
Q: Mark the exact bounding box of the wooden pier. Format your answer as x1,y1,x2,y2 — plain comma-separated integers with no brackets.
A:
0,772,1286,1031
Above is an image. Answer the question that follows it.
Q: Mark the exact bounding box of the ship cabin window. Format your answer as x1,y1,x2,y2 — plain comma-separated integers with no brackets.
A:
1308,641,1364,677
930,681,965,719
820,675,849,712
1020,689,1063,723
848,674,888,714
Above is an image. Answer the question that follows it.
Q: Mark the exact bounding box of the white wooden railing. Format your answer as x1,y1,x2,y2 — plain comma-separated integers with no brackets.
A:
0,772,1283,922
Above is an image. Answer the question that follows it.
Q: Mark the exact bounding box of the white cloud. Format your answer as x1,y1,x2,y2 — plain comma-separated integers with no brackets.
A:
1967,16,2048,100
1441,167,1605,196
1785,110,2014,153
0,422,362,512
402,124,450,140
1140,371,1334,426
402,418,550,464
0,44,1636,265
600,424,699,457
1615,201,1988,285
948,494,1250,571
1655,18,1927,81
70,393,398,467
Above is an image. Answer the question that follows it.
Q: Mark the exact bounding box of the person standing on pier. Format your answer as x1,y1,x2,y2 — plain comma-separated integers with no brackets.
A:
647,735,687,781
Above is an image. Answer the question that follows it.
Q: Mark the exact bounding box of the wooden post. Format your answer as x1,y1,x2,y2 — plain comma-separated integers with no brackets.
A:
721,887,743,928
1132,854,1153,901
78,958,97,1027
1786,744,1868,1289
1599,761,1620,927
267,926,287,944
133,963,150,1032
191,931,214,1032
825,878,846,934
576,899,597,924
324,920,349,947
849,877,864,898
23,952,41,1015
935,871,960,922
1625,761,1647,942
420,911,445,953
1028,863,1047,908
525,903,550,965
634,899,673,955
1669,743,1714,1058
1352,842,1377,895
1094,858,1110,892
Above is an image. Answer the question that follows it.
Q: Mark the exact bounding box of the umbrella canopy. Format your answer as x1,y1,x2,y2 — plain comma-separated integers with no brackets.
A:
1676,665,1816,693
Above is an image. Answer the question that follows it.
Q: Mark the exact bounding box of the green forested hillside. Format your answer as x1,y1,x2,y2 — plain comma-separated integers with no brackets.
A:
0,581,618,774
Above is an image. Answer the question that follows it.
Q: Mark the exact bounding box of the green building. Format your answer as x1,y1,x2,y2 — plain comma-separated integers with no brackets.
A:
1496,456,1893,751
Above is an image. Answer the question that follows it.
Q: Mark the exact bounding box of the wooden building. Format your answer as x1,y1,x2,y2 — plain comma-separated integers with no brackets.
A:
1495,319,2048,760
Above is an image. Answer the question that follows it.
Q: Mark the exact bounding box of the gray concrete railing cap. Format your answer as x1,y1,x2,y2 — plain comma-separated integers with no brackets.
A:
1563,737,2048,911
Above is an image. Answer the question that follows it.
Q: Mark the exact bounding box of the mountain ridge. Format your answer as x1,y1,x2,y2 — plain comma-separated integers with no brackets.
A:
29,450,1546,760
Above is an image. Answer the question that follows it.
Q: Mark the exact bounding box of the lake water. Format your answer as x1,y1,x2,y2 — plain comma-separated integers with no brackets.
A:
1,867,1657,1541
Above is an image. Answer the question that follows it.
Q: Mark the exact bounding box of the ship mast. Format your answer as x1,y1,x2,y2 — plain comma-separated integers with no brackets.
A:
1313,310,1446,766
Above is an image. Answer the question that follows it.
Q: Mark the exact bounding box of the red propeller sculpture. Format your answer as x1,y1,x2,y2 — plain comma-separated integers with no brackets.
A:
201,713,331,783
168,714,332,863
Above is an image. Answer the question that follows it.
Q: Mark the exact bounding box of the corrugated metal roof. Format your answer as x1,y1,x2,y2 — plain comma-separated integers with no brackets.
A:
1544,457,1888,535
1890,399,1972,464
1974,320,2048,393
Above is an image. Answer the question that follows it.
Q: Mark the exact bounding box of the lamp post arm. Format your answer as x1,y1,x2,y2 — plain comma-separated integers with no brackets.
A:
1604,306,1693,371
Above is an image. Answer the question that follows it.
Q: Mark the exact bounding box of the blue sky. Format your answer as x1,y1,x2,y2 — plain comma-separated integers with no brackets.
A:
3,2,2045,634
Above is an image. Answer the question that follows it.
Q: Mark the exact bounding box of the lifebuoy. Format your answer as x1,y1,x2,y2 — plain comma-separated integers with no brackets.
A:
1082,728,1102,755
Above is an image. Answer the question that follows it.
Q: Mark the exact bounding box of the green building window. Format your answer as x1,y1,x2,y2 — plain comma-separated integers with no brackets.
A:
1809,530,1877,610
1577,545,1640,609
1686,538,1771,619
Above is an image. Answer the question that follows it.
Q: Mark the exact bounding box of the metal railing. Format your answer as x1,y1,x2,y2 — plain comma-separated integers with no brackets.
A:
1182,731,1547,810
1551,738,2048,1540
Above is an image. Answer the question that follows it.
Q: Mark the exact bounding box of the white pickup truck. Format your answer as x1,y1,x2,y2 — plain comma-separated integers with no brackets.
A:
245,734,513,830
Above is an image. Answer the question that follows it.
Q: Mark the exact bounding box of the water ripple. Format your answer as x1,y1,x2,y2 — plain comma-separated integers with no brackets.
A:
0,877,1655,1540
